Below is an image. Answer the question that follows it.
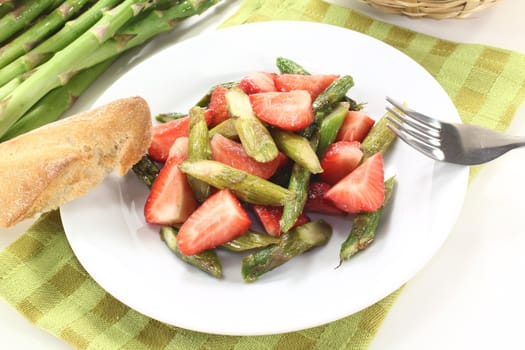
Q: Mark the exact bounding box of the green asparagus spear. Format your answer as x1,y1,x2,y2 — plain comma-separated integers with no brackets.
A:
361,113,397,159
339,176,396,263
208,118,238,139
241,220,332,282
0,74,21,100
0,0,120,87
155,112,186,123
0,58,116,141
0,0,91,70
0,0,63,45
317,101,350,158
0,0,154,138
276,57,310,75
0,1,16,19
160,226,222,278
187,106,211,202
221,230,280,252
271,129,323,174
226,87,279,163
131,155,160,189
179,160,295,206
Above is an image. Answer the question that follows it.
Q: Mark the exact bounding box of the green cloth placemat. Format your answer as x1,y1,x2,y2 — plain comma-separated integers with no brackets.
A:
1,1,525,349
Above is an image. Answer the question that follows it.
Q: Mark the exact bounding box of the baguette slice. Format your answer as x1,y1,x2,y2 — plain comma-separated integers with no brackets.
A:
0,96,152,228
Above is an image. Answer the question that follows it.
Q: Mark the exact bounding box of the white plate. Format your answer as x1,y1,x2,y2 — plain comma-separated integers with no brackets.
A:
61,21,469,335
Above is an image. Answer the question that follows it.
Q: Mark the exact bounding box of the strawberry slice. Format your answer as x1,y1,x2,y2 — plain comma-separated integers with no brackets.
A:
148,111,214,162
210,134,281,179
208,86,230,126
336,110,375,143
274,74,339,99
320,141,363,185
253,205,310,237
324,153,384,213
239,72,277,94
177,189,252,255
249,90,313,131
144,137,197,225
305,182,346,216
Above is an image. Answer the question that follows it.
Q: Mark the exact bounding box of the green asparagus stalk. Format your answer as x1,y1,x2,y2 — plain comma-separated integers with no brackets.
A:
0,1,16,19
280,76,354,232
0,0,63,45
179,160,295,206
0,0,121,87
187,106,212,202
195,80,238,107
0,0,91,70
221,230,280,252
155,111,186,123
241,220,332,282
339,177,396,263
361,113,397,159
0,0,154,138
131,154,160,189
208,118,238,139
0,58,116,141
0,74,21,100
276,57,310,75
271,129,323,174
160,226,222,278
226,87,279,163
317,102,350,158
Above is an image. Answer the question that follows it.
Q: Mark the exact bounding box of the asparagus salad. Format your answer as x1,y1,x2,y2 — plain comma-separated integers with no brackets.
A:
133,57,398,282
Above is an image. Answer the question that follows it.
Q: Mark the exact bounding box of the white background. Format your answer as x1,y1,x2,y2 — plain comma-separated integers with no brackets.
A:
1,0,525,348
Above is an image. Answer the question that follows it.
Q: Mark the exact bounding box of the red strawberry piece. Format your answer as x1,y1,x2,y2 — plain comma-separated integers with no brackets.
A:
208,86,230,126
210,134,281,179
336,110,375,143
305,182,346,216
144,137,197,225
177,189,252,255
320,141,363,185
324,153,384,213
253,205,310,237
239,72,277,94
274,74,339,99
250,90,313,131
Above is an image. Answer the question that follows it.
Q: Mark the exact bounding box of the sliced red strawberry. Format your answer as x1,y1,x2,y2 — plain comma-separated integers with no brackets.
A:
144,137,197,225
208,86,230,126
324,153,384,213
336,110,375,143
305,182,346,216
210,134,281,179
239,72,277,94
177,189,252,255
250,90,313,131
148,111,214,162
253,205,310,237
274,74,339,99
320,141,363,185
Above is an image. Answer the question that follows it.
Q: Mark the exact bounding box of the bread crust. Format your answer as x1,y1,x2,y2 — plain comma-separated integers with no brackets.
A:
0,96,152,227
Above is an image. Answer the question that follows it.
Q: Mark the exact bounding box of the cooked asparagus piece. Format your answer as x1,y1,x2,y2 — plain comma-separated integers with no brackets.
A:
0,0,154,138
241,220,332,282
155,112,186,123
0,0,120,87
317,102,349,158
361,113,397,159
339,176,396,263
276,56,310,75
271,129,322,174
160,226,222,278
131,155,161,189
226,87,279,163
222,230,280,252
0,0,62,45
208,118,238,139
187,106,211,202
0,0,91,70
179,160,295,206
195,80,238,107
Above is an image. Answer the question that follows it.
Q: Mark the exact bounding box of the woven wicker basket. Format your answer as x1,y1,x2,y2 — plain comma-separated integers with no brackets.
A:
361,0,501,19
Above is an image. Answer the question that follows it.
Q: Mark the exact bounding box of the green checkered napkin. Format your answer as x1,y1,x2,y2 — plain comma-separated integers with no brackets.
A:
1,0,524,349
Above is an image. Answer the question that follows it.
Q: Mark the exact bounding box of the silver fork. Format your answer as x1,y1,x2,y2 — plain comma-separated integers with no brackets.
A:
385,97,525,165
